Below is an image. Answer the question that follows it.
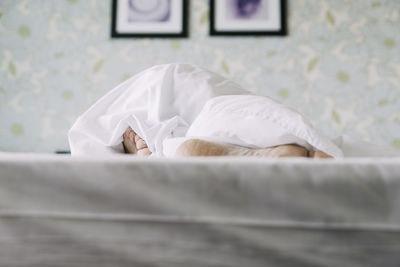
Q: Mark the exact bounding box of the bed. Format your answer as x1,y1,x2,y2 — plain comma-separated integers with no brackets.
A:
1,153,400,266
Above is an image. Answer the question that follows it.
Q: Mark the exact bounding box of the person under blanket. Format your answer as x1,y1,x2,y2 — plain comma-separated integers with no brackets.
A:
68,63,345,158
122,126,332,158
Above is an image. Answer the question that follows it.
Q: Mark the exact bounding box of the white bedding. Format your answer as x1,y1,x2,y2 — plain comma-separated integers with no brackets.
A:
68,63,347,158
68,63,250,157
1,153,400,266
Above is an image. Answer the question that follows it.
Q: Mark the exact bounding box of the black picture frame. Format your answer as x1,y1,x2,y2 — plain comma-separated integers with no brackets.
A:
210,0,287,36
111,0,189,38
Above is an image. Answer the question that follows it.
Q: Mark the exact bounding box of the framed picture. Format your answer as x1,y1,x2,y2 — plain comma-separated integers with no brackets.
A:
210,0,287,36
111,0,188,38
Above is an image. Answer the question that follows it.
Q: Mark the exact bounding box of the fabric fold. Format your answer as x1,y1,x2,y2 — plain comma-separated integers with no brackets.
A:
68,63,249,156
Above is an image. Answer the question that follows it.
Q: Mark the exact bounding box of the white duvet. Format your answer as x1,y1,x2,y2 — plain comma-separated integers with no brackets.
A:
68,63,399,158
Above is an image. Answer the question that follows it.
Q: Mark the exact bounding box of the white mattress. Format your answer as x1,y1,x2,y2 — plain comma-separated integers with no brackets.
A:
1,153,400,266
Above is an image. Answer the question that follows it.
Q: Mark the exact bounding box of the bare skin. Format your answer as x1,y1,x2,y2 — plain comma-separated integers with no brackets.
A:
122,127,333,159
122,127,152,156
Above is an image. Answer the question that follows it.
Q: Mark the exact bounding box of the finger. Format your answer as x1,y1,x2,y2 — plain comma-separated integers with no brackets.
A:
136,138,148,150
123,130,138,154
137,148,151,157
123,131,132,144
123,128,130,138
129,131,136,142
134,134,141,143
123,140,137,154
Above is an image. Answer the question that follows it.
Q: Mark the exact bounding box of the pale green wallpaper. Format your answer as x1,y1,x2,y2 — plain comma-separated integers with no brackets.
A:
0,0,399,153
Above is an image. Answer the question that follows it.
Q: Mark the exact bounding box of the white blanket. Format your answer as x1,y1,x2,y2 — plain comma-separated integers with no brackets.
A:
68,63,398,158
68,63,249,157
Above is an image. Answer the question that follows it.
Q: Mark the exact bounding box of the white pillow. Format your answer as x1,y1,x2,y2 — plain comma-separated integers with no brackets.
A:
185,95,344,158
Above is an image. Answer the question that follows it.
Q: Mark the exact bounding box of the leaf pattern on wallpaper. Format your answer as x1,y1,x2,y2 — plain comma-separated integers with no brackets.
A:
170,41,181,49
200,11,208,24
10,124,24,136
384,38,395,48
332,110,341,124
378,99,388,106
62,90,73,100
267,51,277,57
93,59,105,73
8,62,16,76
393,139,400,149
307,57,319,72
326,11,335,25
18,25,30,37
221,61,230,74
337,71,350,83
371,2,382,8
278,89,289,99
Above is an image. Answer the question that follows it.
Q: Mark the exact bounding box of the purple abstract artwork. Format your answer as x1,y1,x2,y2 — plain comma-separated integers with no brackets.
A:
128,0,171,22
226,0,269,20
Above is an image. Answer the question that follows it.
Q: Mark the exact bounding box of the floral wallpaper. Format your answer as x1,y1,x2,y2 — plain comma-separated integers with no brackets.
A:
0,0,399,153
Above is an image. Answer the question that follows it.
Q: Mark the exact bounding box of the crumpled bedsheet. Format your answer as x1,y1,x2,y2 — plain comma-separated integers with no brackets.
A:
68,63,249,156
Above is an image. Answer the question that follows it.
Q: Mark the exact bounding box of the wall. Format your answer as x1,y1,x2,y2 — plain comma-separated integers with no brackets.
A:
0,0,399,153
